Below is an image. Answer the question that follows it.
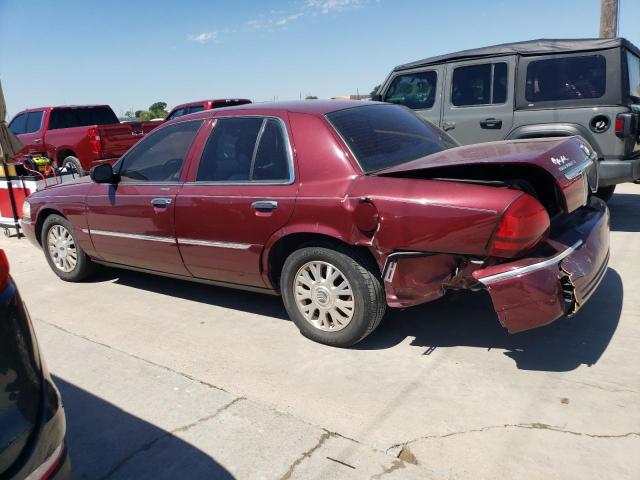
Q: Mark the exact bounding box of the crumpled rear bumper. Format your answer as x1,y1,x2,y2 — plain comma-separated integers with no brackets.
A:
473,197,610,333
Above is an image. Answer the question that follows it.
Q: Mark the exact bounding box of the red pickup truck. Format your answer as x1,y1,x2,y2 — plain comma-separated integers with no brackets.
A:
9,105,159,174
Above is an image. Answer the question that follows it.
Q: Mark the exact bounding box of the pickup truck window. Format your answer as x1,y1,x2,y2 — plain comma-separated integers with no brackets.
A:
49,107,119,130
25,111,43,134
525,55,606,102
197,117,291,182
186,105,204,115
627,51,640,100
385,71,437,110
119,120,202,183
166,108,186,121
452,62,507,106
9,113,26,135
327,104,457,174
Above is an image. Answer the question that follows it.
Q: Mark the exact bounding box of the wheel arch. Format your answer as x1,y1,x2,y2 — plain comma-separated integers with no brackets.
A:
506,123,603,157
57,148,77,163
35,207,66,245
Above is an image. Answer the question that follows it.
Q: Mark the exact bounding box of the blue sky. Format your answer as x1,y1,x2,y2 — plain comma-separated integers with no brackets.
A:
1,0,639,118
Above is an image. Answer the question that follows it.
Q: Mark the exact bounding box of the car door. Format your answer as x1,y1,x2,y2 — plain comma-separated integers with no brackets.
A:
381,66,444,126
175,114,297,288
86,119,204,275
441,56,515,144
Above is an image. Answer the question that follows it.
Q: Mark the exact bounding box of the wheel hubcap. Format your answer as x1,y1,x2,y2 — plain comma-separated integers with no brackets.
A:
47,225,77,273
293,261,355,331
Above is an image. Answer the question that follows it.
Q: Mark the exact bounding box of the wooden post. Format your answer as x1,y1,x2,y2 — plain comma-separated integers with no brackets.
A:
600,0,619,38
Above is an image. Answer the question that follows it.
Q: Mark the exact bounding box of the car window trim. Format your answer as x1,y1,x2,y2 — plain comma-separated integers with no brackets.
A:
187,115,295,186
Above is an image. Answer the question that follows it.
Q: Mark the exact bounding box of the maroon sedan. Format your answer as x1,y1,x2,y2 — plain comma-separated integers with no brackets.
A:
20,101,609,347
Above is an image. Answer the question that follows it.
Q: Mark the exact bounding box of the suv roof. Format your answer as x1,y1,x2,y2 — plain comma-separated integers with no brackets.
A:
394,37,640,72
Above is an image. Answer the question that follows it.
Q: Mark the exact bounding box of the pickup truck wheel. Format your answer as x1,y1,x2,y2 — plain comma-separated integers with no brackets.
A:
61,156,85,176
281,245,386,347
595,185,616,202
42,215,96,281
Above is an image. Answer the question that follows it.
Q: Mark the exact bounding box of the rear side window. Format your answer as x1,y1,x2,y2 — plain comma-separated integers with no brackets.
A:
9,113,27,135
627,51,640,99
327,104,457,173
452,62,508,106
525,55,606,102
196,117,291,182
25,111,43,133
186,105,204,115
49,107,118,129
384,71,437,109
119,120,202,182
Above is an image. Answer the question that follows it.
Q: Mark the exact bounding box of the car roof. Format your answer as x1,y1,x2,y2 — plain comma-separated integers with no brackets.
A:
394,37,640,72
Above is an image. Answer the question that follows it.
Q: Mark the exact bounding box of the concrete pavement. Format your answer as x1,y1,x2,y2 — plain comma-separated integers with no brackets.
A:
2,184,639,479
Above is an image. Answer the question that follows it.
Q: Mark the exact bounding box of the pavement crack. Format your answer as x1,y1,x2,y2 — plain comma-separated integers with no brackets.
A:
370,459,406,479
279,431,333,480
387,423,640,454
100,396,244,480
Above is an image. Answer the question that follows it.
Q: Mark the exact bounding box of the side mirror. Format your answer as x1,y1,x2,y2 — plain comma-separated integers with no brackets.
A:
90,163,117,184
371,93,383,102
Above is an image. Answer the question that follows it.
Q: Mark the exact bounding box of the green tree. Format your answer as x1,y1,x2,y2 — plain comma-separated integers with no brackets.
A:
305,95,318,100
370,85,381,97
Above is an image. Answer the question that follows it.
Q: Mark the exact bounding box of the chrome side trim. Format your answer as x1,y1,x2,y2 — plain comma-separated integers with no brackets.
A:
477,240,583,285
177,238,251,250
89,229,176,244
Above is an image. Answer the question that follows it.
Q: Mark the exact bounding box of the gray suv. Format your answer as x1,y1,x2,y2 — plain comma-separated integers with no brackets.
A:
373,38,640,200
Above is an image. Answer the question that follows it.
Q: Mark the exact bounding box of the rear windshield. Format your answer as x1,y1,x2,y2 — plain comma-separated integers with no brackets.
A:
525,55,606,102
49,106,118,130
326,104,457,173
627,51,640,100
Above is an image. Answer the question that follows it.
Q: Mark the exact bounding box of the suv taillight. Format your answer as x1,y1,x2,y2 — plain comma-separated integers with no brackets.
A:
487,194,550,258
615,113,638,139
87,127,102,156
0,249,9,292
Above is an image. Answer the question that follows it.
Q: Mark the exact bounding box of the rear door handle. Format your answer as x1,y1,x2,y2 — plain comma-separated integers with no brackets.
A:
480,118,503,129
251,200,278,212
442,121,456,131
151,197,172,208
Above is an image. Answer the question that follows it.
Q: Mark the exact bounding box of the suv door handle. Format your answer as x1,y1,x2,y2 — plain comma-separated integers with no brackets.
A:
151,197,172,208
442,121,456,131
251,200,278,212
480,118,503,129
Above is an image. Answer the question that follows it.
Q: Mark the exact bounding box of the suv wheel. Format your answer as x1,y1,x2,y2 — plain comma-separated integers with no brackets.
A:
281,245,386,347
595,185,616,202
42,215,96,281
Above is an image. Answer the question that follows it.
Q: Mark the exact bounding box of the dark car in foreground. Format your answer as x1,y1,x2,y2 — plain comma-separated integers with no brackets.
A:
20,101,609,347
373,38,640,200
0,249,69,479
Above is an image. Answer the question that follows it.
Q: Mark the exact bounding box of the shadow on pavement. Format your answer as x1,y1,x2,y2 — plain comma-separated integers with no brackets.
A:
608,192,640,232
357,268,623,372
53,376,234,480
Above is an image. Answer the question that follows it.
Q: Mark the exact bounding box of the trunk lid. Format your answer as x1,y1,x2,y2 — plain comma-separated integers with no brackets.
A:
97,121,160,159
374,137,598,215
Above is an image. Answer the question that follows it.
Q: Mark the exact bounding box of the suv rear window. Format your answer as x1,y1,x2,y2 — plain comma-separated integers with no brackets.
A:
49,107,118,130
384,71,437,110
327,104,457,173
525,55,606,102
627,51,640,100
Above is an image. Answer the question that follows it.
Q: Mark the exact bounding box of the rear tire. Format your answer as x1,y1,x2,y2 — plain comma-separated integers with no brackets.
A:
281,244,386,347
42,214,97,281
61,156,85,176
595,185,616,202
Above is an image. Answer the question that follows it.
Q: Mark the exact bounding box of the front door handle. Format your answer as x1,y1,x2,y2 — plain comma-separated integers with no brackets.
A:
251,200,278,212
151,197,172,208
480,118,503,129
442,121,456,131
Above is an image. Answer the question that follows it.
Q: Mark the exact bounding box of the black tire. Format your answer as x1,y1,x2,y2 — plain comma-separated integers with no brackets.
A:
61,156,85,176
41,214,97,281
594,185,616,202
281,244,386,347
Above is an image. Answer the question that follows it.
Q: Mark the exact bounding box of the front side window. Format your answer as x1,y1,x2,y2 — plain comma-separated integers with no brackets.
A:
118,120,202,182
196,117,290,182
384,71,437,110
327,104,457,173
627,51,640,100
166,108,185,121
452,62,508,106
25,111,44,134
525,55,606,102
9,113,26,135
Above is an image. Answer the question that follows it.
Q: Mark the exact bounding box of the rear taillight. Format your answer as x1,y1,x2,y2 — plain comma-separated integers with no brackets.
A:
615,113,638,139
487,194,550,258
615,116,625,137
87,127,102,156
0,249,9,292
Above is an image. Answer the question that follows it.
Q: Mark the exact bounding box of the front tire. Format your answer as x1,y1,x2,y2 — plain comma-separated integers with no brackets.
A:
594,185,616,202
281,245,386,347
42,215,96,281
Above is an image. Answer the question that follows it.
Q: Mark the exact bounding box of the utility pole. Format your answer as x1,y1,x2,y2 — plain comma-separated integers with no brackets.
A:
599,0,619,38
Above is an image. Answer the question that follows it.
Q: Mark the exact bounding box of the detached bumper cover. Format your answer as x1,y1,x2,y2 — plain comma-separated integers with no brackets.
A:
473,197,610,333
